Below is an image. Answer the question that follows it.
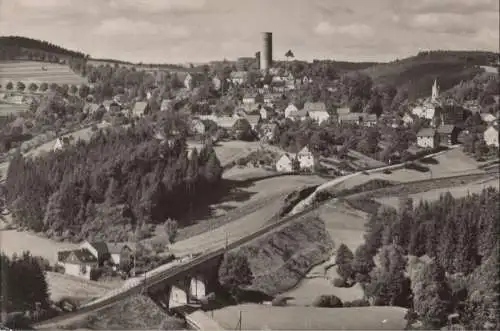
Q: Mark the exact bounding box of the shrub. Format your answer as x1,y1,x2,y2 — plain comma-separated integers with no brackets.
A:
333,277,346,288
312,294,343,308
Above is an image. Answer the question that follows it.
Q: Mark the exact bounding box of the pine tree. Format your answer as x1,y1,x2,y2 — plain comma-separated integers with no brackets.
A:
335,243,354,280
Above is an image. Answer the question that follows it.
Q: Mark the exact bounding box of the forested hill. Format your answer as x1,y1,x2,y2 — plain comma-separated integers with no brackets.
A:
4,124,224,243
0,35,87,60
360,50,498,101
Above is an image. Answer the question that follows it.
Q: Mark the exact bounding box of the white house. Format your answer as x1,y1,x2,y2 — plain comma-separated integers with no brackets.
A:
297,146,316,170
402,113,414,126
288,110,309,121
276,154,294,172
53,138,64,151
412,104,436,120
484,125,499,147
260,107,268,120
132,101,149,117
481,113,497,124
416,128,439,149
309,110,330,124
242,93,257,105
56,249,98,280
284,104,299,118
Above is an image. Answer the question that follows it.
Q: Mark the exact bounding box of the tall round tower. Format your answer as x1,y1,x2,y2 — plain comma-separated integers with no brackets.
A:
260,32,273,71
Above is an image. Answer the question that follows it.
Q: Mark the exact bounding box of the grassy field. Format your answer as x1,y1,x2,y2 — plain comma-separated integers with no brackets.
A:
59,294,186,330
0,60,87,86
0,103,28,116
45,272,121,302
212,304,408,330
282,201,367,305
0,229,77,264
376,175,499,210
189,140,264,167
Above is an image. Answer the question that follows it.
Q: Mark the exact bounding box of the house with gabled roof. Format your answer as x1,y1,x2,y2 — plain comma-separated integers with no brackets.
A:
484,125,499,147
243,93,258,105
297,146,317,170
284,103,299,118
107,243,136,267
132,101,149,117
276,154,295,172
230,71,248,85
305,102,329,124
416,128,439,149
84,102,105,115
56,248,99,280
259,123,278,142
437,124,460,146
79,241,110,266
190,119,207,135
245,114,261,130
481,113,497,124
103,100,121,112
288,109,309,121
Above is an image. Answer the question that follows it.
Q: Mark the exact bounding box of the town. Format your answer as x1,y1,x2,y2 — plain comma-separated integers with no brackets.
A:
0,1,499,330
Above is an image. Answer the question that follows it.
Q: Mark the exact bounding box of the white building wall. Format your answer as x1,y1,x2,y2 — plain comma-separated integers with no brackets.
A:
189,276,207,300
298,154,315,169
484,128,499,147
169,286,188,308
61,263,92,280
417,136,435,149
276,156,293,172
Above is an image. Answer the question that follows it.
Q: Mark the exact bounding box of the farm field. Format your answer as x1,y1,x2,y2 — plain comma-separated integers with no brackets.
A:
212,304,408,330
46,272,121,302
0,102,28,116
282,201,368,305
376,175,499,210
0,61,87,86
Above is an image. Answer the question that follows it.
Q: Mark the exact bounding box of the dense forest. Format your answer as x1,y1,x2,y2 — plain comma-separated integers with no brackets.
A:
341,188,499,330
4,123,224,242
0,36,86,60
0,252,49,313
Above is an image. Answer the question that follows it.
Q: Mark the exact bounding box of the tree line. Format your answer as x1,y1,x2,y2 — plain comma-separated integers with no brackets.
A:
335,188,499,329
4,123,224,242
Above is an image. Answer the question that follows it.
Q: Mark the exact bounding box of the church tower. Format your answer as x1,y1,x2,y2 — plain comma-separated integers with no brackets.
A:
431,78,439,102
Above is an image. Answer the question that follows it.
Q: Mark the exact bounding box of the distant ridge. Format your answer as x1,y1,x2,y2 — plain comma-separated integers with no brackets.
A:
0,35,87,59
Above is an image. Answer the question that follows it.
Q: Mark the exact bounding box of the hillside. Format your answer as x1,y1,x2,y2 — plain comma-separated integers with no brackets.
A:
0,61,87,86
222,213,335,296
0,36,86,60
361,50,498,100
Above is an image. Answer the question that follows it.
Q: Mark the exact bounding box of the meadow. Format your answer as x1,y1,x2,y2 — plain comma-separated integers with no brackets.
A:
0,60,87,86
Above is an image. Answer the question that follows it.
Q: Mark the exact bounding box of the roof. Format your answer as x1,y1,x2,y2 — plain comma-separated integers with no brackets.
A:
304,102,326,112
437,124,455,134
132,101,148,113
59,249,98,264
336,107,351,115
278,154,293,162
485,125,498,133
107,242,136,254
215,116,237,128
246,115,261,126
298,146,312,155
230,71,248,79
417,128,436,137
87,241,109,255
339,113,364,121
103,100,120,108
289,110,309,118
364,114,378,121
481,113,497,122
160,99,172,110
243,93,257,99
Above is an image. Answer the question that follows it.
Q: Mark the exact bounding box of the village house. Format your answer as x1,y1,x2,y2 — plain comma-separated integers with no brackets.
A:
275,154,295,172
214,116,237,129
107,243,135,267
212,76,222,91
190,119,206,135
242,93,258,105
284,103,299,118
338,113,377,126
336,107,351,116
416,128,439,149
260,107,269,120
437,124,459,146
102,100,121,112
53,137,72,152
297,146,317,171
288,109,309,121
79,241,110,266
483,125,499,147
160,99,174,112
229,71,248,85
132,101,149,117
411,104,436,120
305,102,330,124
402,113,414,127
480,113,497,124
245,115,261,130
83,103,105,115
56,249,99,280
259,123,278,142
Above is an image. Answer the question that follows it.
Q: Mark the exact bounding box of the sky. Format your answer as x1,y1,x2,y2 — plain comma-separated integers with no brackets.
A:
0,0,498,64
